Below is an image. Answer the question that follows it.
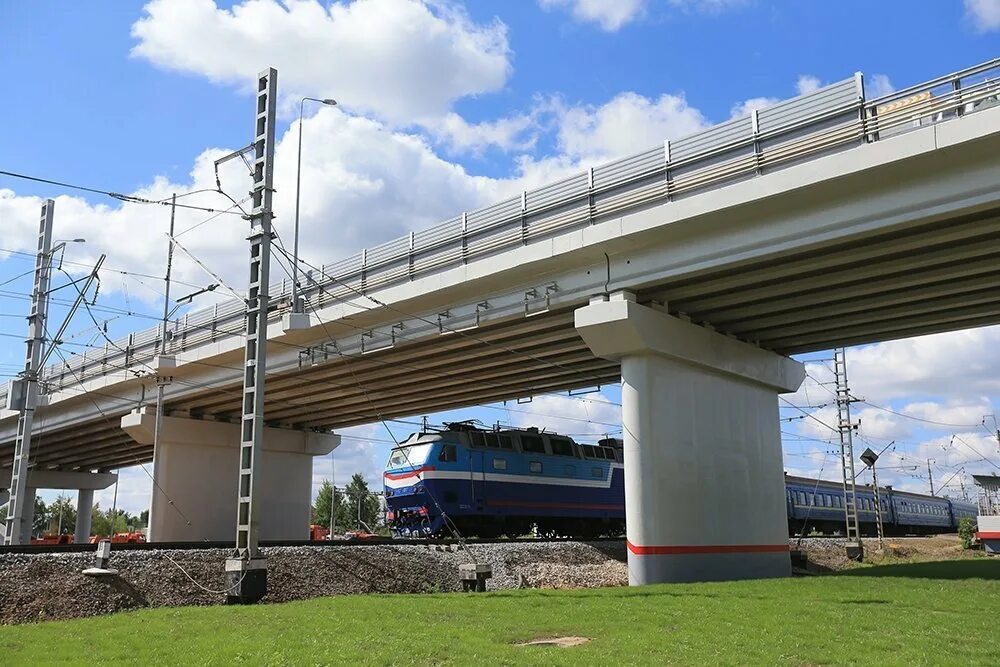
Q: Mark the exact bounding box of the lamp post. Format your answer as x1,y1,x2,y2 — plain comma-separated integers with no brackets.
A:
292,96,337,314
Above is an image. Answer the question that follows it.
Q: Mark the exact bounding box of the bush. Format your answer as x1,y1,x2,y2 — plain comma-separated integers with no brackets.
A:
958,517,977,549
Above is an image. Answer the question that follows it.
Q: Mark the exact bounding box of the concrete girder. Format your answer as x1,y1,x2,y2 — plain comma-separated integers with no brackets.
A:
1,428,133,470
30,436,142,471
51,439,147,471
291,362,622,430
720,272,1000,333
170,316,584,416
783,312,1000,355
247,344,599,424
243,356,618,429
753,288,1000,342
675,232,1000,315
769,302,1000,352
0,469,116,491
656,208,1000,302
707,258,1000,335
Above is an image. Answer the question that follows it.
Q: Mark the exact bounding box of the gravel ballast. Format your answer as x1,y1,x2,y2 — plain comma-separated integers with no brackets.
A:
0,541,627,624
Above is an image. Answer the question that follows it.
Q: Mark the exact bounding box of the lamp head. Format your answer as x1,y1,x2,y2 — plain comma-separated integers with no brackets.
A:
322,98,337,106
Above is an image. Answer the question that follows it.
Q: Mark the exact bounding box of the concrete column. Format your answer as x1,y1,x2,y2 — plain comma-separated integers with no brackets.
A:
21,487,36,543
121,409,339,542
576,294,804,584
75,488,94,543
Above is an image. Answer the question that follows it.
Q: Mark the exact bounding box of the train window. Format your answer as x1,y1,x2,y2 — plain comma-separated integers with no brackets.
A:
438,444,457,462
497,435,514,450
529,461,543,474
592,467,604,478
797,492,806,505
492,458,507,471
470,432,486,448
550,437,574,457
522,435,545,454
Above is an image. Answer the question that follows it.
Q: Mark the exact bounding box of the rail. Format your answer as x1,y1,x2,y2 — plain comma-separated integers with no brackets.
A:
6,58,999,402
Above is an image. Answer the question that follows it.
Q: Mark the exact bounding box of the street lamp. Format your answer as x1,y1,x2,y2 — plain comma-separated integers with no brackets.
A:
292,96,337,314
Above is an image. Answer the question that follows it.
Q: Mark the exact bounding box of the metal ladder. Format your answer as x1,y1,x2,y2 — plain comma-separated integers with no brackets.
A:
834,348,862,554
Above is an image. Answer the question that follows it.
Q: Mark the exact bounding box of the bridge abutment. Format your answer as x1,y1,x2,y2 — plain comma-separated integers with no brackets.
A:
576,293,804,584
121,409,339,542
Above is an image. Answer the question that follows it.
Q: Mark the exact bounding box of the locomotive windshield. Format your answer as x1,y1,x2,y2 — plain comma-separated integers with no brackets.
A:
387,443,434,468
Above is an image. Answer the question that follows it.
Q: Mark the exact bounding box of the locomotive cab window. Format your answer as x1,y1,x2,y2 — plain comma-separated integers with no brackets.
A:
550,437,574,457
522,435,546,454
438,444,457,462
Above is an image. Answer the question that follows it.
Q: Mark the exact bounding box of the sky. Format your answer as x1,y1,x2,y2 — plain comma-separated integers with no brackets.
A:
1,0,999,519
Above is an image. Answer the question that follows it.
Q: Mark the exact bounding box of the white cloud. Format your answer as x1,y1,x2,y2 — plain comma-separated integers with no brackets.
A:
539,0,647,31
796,75,821,95
429,111,540,155
515,91,710,185
131,0,512,127
0,109,510,307
965,0,1000,31
729,96,779,120
865,73,895,99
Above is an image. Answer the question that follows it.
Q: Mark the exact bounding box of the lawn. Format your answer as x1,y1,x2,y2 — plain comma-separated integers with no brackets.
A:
1,560,998,665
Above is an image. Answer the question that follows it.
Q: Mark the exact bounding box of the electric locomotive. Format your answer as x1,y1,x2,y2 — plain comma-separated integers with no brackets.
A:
384,422,625,538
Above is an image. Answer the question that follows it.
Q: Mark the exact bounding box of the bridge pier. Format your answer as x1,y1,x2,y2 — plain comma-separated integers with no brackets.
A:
576,292,804,584
0,469,116,542
121,409,339,542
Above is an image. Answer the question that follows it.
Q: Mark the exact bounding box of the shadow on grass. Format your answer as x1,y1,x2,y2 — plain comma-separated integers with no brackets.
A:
834,559,1000,580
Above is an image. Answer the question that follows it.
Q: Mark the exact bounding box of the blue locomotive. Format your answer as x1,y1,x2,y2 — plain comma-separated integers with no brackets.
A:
384,423,977,538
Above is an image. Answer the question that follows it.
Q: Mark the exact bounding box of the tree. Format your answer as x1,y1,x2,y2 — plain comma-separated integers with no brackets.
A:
336,474,381,532
31,496,48,535
959,517,977,549
139,509,149,528
312,480,335,529
47,494,77,534
90,504,130,538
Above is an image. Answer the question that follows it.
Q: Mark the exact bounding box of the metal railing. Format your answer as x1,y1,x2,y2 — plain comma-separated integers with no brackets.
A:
9,58,1000,402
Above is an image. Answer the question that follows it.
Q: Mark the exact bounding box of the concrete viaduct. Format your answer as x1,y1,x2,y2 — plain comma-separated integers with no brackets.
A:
2,59,999,584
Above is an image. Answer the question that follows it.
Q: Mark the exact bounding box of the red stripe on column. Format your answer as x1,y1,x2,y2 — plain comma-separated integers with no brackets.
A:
977,532,1000,539
627,540,790,555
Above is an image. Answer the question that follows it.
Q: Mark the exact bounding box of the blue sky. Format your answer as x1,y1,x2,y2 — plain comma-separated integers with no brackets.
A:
1,0,999,516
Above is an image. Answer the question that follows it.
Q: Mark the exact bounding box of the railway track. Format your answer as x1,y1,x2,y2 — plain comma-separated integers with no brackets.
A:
0,535,625,555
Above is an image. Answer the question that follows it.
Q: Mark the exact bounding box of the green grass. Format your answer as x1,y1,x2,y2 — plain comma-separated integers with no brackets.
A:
2,560,999,665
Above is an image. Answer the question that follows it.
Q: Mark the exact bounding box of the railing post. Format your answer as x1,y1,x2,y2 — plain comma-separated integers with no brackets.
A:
408,231,415,279
751,109,762,175
953,78,964,117
663,140,673,202
520,190,528,245
587,167,596,222
461,212,468,264
364,249,370,292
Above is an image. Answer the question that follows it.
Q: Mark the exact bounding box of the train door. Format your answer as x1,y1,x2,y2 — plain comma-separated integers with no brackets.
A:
468,447,486,513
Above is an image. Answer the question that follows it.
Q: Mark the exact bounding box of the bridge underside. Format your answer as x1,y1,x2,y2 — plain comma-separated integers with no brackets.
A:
0,311,621,472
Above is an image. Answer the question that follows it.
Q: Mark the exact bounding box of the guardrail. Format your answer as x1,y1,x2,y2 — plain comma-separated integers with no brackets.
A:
10,58,1000,402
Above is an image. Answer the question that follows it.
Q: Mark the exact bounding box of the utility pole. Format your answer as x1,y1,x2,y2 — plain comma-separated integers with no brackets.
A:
328,452,336,537
226,67,277,604
860,448,884,549
3,201,54,545
834,347,863,561
927,459,935,496
148,194,177,542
